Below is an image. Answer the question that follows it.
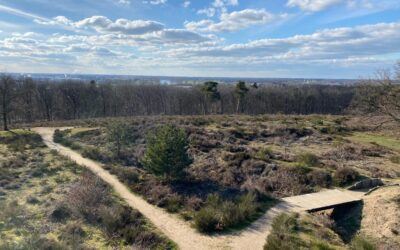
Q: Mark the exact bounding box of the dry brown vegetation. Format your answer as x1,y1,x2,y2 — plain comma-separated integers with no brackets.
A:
0,130,175,249
52,114,400,235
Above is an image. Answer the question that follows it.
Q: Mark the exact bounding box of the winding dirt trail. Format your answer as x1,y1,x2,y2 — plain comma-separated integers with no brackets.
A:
32,127,364,250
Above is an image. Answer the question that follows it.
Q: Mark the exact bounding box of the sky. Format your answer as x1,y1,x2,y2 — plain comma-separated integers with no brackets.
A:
0,0,399,79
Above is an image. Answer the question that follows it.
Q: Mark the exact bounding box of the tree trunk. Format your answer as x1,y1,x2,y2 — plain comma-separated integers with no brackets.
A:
236,98,241,114
220,98,224,114
2,94,8,130
3,112,8,131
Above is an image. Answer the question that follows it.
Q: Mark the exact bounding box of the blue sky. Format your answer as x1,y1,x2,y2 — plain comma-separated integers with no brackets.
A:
0,0,399,78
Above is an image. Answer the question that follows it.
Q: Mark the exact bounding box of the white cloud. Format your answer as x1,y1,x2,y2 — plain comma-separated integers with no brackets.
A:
212,0,238,8
76,16,165,35
35,16,74,26
183,1,191,8
287,0,343,12
197,8,216,17
33,14,213,46
186,9,285,33
143,0,167,5
168,22,400,63
197,0,239,17
117,0,131,5
286,0,392,13
37,16,165,35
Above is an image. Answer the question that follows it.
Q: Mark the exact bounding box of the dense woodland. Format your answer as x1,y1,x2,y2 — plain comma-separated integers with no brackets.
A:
0,75,356,129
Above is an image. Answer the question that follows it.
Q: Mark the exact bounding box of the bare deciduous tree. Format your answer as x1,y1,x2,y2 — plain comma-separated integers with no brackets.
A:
0,76,358,128
353,61,400,124
0,75,19,130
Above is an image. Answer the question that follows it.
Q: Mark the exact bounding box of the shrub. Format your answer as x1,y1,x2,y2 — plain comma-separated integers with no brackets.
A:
254,147,274,161
59,221,86,246
310,241,335,250
120,167,139,184
194,206,220,233
307,170,332,188
191,117,210,126
263,167,312,196
98,204,172,249
53,129,69,144
389,155,400,164
194,193,262,233
142,125,192,180
235,193,259,221
297,152,320,167
265,213,305,250
99,205,138,236
350,236,376,250
69,142,82,151
81,146,108,162
223,151,250,166
41,185,54,194
72,129,101,139
333,167,360,186
165,195,183,213
50,203,71,222
26,195,40,204
67,172,109,222
53,129,63,141
312,118,324,126
0,131,44,151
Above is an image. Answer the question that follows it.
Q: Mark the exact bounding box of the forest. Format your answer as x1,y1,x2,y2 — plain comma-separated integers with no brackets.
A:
0,75,356,129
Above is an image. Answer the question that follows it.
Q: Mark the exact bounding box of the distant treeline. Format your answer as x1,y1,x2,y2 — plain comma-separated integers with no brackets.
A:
0,75,356,127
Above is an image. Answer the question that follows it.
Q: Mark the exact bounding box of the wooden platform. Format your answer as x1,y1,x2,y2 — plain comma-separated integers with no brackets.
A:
282,189,364,212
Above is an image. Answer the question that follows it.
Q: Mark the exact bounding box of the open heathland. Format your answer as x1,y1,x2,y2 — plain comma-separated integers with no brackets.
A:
0,129,175,249
50,115,400,236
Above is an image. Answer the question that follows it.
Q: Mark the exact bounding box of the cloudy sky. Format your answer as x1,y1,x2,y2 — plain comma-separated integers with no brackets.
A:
0,0,399,78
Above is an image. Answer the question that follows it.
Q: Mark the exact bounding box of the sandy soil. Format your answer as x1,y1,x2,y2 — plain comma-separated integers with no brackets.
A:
32,127,366,250
361,185,400,248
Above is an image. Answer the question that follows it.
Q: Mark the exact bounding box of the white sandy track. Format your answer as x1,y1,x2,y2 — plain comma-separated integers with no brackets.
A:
32,127,365,250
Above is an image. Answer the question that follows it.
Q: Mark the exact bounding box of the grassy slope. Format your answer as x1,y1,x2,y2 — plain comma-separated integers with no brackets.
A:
264,213,346,250
348,132,400,152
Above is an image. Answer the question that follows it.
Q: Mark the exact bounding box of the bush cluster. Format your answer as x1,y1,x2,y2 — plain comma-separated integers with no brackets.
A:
81,146,110,163
62,172,174,249
307,169,332,188
253,147,274,162
265,213,305,250
350,236,376,250
333,167,360,186
194,193,263,233
53,129,81,150
389,155,400,164
0,131,44,151
297,152,320,167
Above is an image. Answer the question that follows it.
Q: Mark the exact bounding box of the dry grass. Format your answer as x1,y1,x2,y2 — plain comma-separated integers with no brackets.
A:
0,130,175,249
360,186,400,249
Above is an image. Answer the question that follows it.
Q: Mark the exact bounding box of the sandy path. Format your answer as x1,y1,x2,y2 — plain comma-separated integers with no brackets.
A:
32,127,364,250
